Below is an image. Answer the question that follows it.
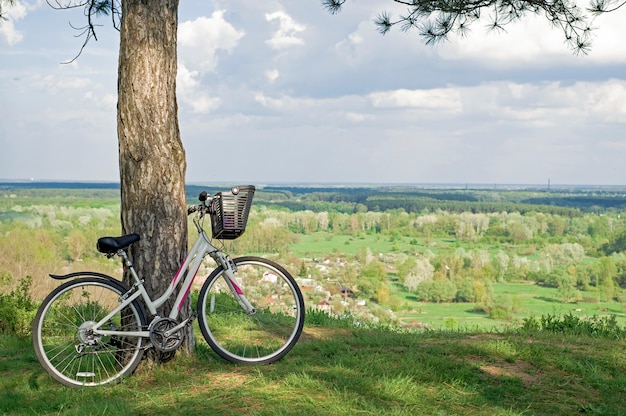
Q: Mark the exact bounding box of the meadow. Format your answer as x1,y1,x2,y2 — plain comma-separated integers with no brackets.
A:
291,231,471,257
287,231,626,331
394,281,626,330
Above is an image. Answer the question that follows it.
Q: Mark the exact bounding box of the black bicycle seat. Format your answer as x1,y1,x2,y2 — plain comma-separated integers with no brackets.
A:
97,233,140,254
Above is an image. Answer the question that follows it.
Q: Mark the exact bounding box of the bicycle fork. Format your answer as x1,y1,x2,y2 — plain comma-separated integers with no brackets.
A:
212,253,257,315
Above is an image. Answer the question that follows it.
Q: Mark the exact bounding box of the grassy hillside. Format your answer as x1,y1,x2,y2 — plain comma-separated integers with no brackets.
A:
3,316,625,416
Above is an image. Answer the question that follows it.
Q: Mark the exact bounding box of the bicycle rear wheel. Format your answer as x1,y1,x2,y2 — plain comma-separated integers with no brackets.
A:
32,277,146,387
197,256,305,364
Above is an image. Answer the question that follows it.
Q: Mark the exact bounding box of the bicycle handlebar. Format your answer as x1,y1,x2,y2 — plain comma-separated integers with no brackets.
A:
187,186,242,217
187,191,215,217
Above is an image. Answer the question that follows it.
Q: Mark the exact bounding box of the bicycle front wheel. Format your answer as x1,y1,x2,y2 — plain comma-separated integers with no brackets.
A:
197,256,305,364
32,277,147,387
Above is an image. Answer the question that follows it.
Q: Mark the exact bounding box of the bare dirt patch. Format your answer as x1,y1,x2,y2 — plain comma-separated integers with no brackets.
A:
478,360,540,385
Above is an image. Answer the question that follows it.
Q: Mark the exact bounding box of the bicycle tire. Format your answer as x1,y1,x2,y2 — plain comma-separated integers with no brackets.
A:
32,277,147,387
197,256,305,364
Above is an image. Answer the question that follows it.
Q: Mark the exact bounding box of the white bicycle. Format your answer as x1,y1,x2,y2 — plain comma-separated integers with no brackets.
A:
32,185,305,387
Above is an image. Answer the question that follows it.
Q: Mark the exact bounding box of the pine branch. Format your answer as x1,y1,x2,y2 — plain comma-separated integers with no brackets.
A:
322,0,620,53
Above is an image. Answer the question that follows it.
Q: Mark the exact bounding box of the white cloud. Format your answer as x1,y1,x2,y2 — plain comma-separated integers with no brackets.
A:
177,11,243,113
432,79,626,133
440,18,570,66
178,11,245,73
83,91,116,111
333,32,364,54
345,111,371,122
493,80,626,123
369,88,463,112
265,68,280,82
186,95,221,114
254,92,285,109
177,63,199,91
587,12,626,64
253,92,365,116
566,79,626,122
32,74,92,94
250,79,626,139
440,12,626,66
0,0,28,45
177,63,220,114
265,11,305,50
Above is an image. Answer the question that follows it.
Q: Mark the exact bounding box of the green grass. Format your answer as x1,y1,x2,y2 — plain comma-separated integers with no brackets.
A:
291,232,506,258
291,233,400,257
391,281,626,330
5,319,626,416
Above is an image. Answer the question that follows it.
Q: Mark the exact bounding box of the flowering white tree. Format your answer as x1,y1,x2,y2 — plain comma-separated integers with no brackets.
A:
404,257,435,291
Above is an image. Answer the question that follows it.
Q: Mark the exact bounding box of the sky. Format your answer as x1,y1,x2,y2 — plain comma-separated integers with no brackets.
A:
1,0,626,186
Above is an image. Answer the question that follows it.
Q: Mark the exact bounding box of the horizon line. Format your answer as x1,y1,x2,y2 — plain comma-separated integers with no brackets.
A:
2,179,626,189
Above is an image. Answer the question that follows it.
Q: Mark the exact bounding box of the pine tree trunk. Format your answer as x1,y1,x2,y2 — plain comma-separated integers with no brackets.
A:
117,0,193,360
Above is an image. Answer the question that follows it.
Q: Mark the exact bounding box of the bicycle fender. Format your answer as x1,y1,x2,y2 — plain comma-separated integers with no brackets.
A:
49,271,122,286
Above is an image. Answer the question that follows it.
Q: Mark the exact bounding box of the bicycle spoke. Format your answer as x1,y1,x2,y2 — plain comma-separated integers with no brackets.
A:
33,278,145,387
198,257,304,364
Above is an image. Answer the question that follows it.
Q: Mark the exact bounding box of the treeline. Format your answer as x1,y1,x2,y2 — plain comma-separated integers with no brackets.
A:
522,195,626,210
5,183,626,214
259,196,581,216
253,186,626,215
358,197,580,217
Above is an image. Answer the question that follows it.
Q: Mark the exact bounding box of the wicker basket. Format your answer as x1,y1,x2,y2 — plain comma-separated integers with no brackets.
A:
209,185,255,239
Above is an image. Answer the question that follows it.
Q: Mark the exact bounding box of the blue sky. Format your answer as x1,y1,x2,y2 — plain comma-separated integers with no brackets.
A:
2,0,626,185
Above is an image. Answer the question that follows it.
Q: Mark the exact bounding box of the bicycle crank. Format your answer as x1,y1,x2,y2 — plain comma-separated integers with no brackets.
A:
149,317,184,353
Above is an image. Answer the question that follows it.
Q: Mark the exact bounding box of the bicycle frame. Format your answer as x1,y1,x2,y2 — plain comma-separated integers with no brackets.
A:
90,216,256,340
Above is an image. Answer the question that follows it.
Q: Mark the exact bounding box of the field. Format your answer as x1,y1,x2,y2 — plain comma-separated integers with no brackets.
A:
288,232,626,330
291,232,466,257
393,281,626,330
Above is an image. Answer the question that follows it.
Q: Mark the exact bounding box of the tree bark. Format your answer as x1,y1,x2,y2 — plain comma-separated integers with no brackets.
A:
117,0,192,359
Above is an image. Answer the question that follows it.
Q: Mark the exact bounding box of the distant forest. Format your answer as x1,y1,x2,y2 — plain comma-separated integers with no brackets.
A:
248,185,626,216
3,182,626,215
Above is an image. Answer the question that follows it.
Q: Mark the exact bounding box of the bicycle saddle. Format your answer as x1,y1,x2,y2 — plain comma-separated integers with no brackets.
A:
97,233,141,253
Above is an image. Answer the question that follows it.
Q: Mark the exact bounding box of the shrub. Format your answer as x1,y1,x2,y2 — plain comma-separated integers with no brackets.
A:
489,307,510,320
521,313,626,339
480,293,522,320
444,317,458,329
0,276,38,337
305,308,356,329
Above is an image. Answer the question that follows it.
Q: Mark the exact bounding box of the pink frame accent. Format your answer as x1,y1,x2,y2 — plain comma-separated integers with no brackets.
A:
228,277,244,295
